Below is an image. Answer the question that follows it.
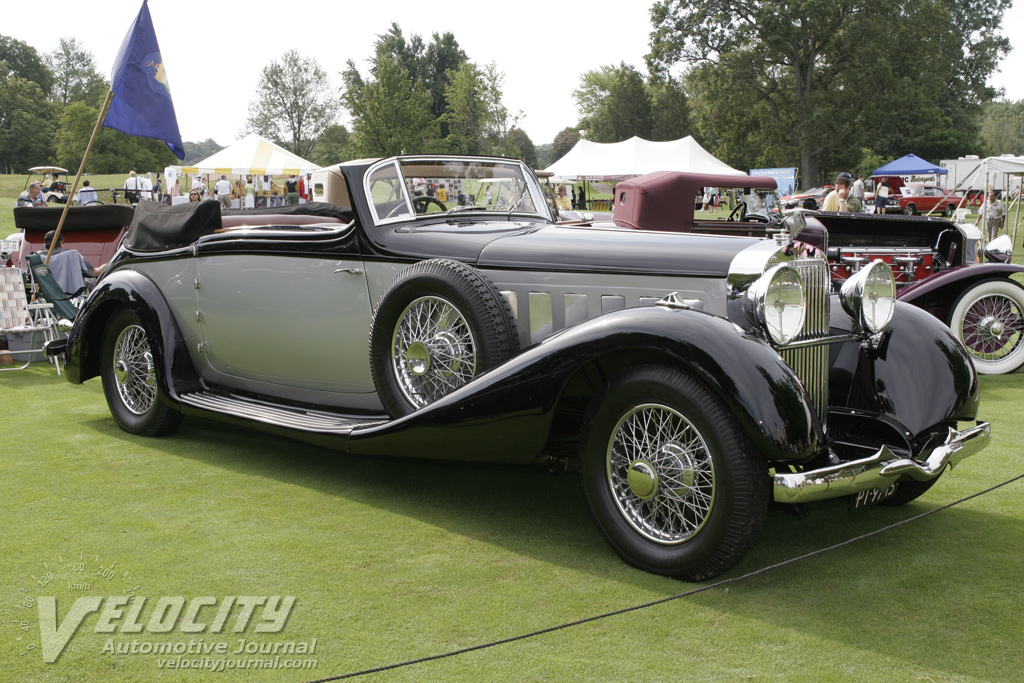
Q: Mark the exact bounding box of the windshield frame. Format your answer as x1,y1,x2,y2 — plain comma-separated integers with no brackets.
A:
363,156,552,226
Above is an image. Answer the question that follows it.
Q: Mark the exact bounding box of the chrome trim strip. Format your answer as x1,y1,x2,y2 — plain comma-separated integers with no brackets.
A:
773,421,991,504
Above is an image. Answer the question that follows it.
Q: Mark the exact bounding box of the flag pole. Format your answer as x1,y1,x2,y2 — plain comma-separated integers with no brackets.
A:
42,89,115,267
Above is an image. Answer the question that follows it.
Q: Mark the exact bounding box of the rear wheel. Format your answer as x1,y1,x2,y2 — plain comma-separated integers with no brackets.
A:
943,203,955,217
100,309,182,436
580,364,769,581
948,279,1024,374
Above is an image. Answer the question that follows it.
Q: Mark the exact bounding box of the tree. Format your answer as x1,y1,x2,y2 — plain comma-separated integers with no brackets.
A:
550,128,580,164
0,35,53,95
183,139,225,165
649,76,691,141
648,0,1011,186
574,63,652,142
507,128,537,167
442,62,488,155
312,124,353,166
245,50,338,160
56,101,176,174
0,72,55,173
422,32,467,127
342,52,438,157
46,37,106,107
478,63,521,157
979,100,1024,156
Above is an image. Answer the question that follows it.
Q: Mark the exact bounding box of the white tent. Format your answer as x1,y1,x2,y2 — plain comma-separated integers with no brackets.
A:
168,133,318,177
543,135,745,179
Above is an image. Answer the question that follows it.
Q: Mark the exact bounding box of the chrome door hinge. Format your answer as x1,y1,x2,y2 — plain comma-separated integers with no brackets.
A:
195,311,202,322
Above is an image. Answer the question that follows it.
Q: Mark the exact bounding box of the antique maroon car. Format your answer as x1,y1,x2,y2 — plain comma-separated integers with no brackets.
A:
608,171,1024,375
9,205,134,272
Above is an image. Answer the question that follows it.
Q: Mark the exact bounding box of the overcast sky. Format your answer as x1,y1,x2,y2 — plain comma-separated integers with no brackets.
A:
6,0,1024,152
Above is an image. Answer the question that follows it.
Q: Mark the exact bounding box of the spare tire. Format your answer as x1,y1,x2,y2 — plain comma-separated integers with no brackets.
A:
369,259,519,417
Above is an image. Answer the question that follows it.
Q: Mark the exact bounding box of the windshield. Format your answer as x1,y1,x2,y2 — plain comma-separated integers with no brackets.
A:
365,157,550,224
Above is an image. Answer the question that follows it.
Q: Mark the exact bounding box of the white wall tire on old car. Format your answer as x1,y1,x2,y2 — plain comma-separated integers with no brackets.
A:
580,364,770,581
948,279,1024,375
100,309,182,436
369,259,519,418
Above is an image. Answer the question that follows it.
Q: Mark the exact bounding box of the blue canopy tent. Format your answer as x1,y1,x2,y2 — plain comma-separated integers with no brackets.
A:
872,154,947,177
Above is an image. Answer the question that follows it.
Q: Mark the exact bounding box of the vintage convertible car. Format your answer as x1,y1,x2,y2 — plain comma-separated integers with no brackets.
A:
51,156,990,581
611,171,1024,376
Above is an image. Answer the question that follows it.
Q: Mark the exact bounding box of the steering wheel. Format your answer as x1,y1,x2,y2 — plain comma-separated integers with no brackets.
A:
413,196,447,214
727,202,747,222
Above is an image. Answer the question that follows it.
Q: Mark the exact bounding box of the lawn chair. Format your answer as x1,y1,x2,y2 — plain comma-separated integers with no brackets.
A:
25,252,82,323
0,266,61,373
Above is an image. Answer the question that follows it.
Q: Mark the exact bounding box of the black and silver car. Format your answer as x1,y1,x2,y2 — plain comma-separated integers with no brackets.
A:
52,155,990,581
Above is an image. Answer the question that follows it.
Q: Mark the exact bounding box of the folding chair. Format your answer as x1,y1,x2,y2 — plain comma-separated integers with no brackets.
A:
25,253,81,323
1,266,61,373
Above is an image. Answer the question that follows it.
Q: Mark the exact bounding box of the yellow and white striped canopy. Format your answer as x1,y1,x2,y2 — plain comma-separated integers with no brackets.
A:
173,133,318,177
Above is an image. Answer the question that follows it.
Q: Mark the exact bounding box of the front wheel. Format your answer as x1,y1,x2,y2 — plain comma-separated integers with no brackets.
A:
948,279,1024,374
100,309,182,436
580,364,770,581
943,203,955,217
903,204,916,215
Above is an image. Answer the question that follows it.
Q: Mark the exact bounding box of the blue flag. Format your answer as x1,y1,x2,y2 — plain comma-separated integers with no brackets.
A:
103,0,185,160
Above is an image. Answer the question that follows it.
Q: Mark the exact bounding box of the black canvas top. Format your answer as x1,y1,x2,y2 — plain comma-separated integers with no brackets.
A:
123,200,223,252
13,205,136,232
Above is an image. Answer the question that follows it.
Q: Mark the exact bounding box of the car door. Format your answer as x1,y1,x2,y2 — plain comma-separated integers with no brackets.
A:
193,223,376,400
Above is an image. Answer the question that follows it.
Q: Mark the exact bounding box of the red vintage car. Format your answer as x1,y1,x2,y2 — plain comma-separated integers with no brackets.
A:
780,185,832,210
896,184,965,216
9,205,134,272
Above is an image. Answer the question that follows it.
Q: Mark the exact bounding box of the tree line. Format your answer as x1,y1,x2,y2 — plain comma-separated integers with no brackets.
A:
3,3,1021,187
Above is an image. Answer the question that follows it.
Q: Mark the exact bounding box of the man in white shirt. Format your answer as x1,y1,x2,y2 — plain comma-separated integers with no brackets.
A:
140,173,153,201
124,171,140,204
852,175,865,201
75,180,98,205
215,175,232,210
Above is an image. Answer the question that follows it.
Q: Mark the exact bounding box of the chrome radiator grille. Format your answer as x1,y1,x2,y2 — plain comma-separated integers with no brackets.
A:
779,258,831,425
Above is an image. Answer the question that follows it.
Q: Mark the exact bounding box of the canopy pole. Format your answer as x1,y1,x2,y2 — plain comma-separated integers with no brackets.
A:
43,90,114,267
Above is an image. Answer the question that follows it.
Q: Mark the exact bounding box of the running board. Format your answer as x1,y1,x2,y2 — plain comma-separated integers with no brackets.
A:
178,391,388,434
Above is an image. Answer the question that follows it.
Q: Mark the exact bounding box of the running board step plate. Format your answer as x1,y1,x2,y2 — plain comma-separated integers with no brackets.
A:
179,391,387,434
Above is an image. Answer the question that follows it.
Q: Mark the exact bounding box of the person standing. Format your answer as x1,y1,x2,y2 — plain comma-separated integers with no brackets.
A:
153,176,163,202
244,176,256,209
977,190,1004,242
874,180,890,214
170,178,181,199
852,175,865,202
215,175,232,210
124,171,140,204
285,175,299,205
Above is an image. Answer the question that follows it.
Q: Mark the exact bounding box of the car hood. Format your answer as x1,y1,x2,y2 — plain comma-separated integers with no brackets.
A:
476,225,762,277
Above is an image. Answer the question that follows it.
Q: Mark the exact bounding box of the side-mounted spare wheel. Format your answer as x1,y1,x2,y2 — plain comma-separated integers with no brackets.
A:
948,278,1024,375
369,259,519,418
580,364,770,581
100,309,182,436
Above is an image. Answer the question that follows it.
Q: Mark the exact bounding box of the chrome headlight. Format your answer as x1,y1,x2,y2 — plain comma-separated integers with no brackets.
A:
746,264,806,345
840,260,896,334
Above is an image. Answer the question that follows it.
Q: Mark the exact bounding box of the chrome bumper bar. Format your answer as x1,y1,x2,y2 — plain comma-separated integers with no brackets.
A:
774,421,991,504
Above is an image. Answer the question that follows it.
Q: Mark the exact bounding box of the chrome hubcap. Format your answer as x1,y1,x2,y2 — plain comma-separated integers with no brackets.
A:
112,325,156,415
607,404,715,544
392,296,476,408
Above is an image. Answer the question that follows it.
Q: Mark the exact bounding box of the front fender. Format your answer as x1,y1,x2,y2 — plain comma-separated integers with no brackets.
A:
896,263,1024,321
64,269,200,398
349,306,822,464
828,298,980,440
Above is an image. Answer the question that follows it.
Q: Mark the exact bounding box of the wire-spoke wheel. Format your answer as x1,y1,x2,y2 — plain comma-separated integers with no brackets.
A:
370,259,518,417
101,309,182,436
948,279,1024,375
391,295,477,408
581,364,769,581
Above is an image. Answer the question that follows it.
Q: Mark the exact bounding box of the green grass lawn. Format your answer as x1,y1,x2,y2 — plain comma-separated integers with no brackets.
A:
1,362,1022,682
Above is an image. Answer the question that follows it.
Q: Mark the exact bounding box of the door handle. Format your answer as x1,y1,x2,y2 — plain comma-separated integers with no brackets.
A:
334,268,363,275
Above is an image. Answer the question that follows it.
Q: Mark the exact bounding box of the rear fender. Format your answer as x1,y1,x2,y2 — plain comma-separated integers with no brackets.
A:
64,269,200,398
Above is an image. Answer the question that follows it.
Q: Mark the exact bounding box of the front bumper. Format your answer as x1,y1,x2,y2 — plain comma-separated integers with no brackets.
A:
773,421,990,504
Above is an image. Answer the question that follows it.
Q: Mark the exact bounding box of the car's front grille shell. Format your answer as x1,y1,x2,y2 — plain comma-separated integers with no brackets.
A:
778,258,831,426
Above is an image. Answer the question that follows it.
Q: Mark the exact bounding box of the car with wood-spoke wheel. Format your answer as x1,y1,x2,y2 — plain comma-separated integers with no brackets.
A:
52,155,990,581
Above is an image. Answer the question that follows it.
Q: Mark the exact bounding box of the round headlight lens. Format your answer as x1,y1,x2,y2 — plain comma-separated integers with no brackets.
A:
840,260,896,333
747,264,806,345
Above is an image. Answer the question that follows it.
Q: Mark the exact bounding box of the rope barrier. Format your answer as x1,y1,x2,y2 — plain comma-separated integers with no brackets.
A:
302,472,1024,682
